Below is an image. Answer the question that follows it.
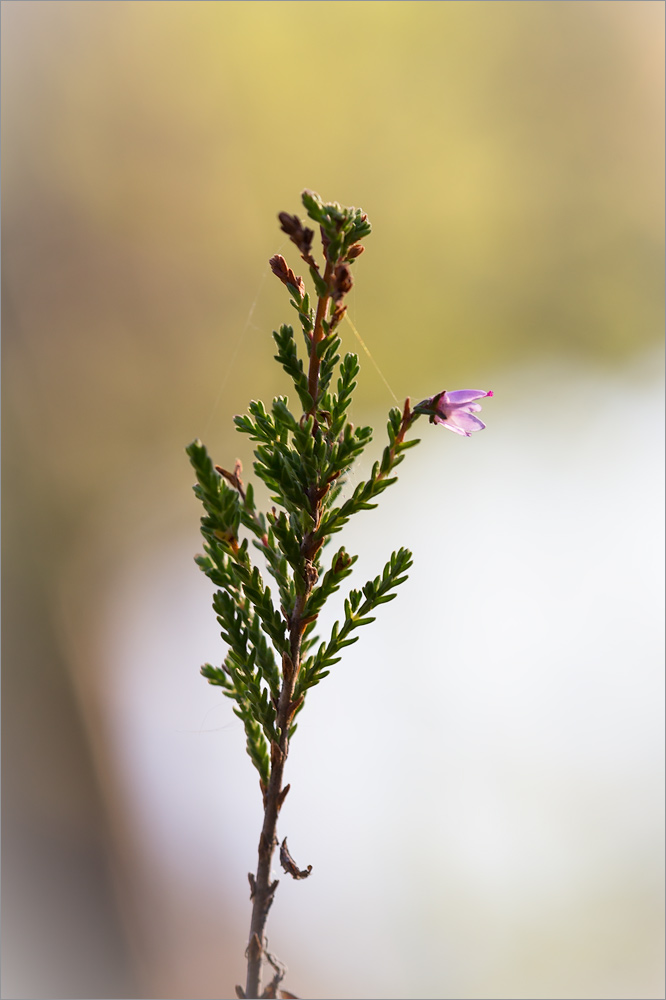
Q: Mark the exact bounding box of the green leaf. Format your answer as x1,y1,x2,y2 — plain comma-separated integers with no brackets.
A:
296,547,412,698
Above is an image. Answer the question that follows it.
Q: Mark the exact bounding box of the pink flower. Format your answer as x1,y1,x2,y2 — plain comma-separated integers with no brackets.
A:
414,389,493,436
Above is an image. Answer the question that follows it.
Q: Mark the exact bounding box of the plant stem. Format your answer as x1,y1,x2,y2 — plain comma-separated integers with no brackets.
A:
243,590,315,998
243,662,296,996
243,274,331,999
307,260,333,407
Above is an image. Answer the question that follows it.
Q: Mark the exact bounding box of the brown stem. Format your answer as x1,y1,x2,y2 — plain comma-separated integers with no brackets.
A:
395,398,415,452
244,250,340,997
243,594,311,998
306,260,333,409
244,477,325,991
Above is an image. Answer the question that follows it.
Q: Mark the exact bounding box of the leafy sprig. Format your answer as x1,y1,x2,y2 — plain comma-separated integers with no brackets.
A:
187,190,428,1000
296,547,413,700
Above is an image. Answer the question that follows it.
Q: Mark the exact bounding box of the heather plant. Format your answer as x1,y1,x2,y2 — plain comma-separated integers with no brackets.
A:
186,190,492,999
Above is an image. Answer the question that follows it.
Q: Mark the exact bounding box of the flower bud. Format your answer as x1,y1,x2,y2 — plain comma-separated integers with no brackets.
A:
332,262,353,301
269,254,306,298
278,212,314,256
414,389,493,436
346,243,365,260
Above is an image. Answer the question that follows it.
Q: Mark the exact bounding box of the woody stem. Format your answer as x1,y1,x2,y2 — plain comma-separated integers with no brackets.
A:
307,261,333,409
244,311,329,995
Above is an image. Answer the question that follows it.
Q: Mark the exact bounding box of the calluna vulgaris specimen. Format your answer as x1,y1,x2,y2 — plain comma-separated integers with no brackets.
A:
187,190,492,999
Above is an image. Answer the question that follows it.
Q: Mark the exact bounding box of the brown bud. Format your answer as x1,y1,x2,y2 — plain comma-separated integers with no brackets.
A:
269,253,288,280
278,212,300,236
269,254,305,298
346,243,365,260
332,262,353,301
278,212,314,256
330,303,347,329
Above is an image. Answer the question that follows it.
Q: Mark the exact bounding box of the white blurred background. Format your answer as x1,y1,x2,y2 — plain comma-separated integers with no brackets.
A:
53,353,664,999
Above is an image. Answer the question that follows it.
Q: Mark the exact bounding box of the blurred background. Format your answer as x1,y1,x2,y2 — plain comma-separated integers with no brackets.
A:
2,2,664,998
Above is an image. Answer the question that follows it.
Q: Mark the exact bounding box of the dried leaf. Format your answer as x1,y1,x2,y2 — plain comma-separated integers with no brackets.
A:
279,838,312,880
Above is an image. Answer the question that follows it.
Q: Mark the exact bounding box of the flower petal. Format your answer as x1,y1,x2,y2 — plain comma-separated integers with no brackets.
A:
441,421,470,435
443,389,490,405
446,410,486,434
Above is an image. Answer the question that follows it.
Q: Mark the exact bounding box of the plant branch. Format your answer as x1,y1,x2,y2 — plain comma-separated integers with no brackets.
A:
306,260,333,409
187,192,482,999
244,271,333,995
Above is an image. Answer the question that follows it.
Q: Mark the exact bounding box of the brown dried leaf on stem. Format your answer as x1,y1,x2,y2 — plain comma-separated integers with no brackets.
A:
279,838,312,880
215,460,245,498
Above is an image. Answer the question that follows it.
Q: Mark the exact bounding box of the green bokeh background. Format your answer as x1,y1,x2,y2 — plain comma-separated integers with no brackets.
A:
4,0,663,510
2,2,663,998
